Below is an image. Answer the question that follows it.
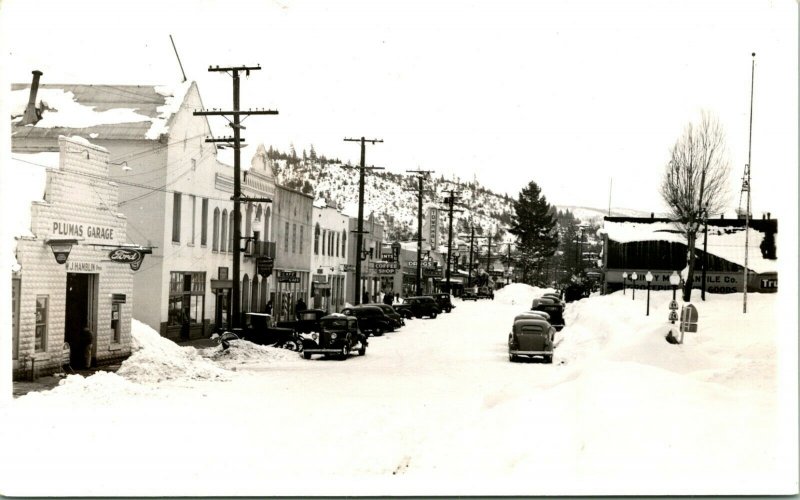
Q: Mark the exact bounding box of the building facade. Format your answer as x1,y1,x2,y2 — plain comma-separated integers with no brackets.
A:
310,200,350,313
11,136,135,378
600,216,778,294
271,185,313,322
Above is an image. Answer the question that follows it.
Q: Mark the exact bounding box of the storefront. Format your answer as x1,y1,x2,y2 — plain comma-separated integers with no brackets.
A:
10,136,137,379
272,269,310,322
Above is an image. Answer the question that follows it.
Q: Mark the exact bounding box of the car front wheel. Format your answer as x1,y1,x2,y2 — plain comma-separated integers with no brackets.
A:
374,326,383,336
430,312,438,319
303,352,311,360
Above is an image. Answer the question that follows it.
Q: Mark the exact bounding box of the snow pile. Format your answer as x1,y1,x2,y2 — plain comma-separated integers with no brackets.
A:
14,371,151,407
493,283,556,305
199,339,297,368
116,320,231,383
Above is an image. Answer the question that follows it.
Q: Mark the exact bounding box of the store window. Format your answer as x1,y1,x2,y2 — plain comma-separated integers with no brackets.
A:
168,272,206,327
35,295,48,353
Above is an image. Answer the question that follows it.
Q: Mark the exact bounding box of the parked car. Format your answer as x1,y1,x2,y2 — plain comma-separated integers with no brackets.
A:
432,293,455,313
240,313,296,347
461,291,478,301
513,312,554,340
276,308,327,333
340,305,395,335
476,287,495,300
508,317,555,363
531,297,565,331
394,296,441,319
374,303,405,329
301,314,367,360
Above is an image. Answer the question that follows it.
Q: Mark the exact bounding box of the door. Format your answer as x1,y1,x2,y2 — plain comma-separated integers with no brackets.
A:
65,273,96,368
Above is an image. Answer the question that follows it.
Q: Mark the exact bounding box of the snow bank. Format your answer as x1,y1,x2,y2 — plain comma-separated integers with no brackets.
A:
199,339,297,369
13,371,150,408
116,320,231,383
493,283,556,305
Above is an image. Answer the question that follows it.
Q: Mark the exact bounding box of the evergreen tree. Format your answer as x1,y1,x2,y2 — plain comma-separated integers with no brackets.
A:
508,181,559,284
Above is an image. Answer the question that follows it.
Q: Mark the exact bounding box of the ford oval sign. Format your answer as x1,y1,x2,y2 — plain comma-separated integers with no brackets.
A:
109,248,142,263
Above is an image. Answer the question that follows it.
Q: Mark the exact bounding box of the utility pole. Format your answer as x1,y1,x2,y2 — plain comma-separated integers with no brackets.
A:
194,65,277,330
743,52,756,314
343,137,383,305
405,169,434,296
701,206,709,301
441,188,463,293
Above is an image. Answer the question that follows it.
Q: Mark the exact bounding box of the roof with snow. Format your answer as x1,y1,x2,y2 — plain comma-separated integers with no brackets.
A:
10,82,192,141
601,216,778,274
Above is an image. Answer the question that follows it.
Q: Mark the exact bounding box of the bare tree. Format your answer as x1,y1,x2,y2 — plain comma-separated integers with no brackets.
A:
660,111,731,301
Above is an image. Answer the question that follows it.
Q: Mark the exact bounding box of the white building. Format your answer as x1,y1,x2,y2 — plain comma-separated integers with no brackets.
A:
9,136,136,378
310,199,350,312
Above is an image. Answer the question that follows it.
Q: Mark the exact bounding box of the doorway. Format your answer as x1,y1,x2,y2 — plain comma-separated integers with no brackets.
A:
65,273,97,368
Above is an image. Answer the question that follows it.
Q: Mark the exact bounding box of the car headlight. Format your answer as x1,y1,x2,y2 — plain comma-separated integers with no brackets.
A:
331,332,337,340
312,333,318,341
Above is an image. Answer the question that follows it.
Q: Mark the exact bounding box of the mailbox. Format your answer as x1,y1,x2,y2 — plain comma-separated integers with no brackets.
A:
679,304,698,333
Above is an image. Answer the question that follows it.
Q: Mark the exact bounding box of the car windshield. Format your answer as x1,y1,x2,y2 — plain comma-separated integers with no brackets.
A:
322,319,348,329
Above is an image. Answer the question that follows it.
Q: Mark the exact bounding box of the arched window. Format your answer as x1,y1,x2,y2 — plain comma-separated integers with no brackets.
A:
242,274,250,313
221,209,228,253
335,232,340,257
264,207,271,241
251,275,259,314
314,223,320,255
245,203,253,238
229,211,235,252
212,208,220,251
342,230,347,256
321,229,326,256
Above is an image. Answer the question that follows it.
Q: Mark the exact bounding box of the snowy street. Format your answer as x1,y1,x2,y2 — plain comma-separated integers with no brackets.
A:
1,285,795,496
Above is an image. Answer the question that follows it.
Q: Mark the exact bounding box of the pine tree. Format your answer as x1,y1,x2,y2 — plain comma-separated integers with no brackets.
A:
509,181,559,284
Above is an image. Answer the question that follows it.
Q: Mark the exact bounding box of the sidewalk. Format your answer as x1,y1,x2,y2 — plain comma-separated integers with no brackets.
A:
11,337,218,398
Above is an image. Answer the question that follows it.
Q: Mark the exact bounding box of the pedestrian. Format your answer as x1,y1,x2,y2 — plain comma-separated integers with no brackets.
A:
362,290,369,304
265,300,273,315
383,291,394,305
295,297,307,317
79,326,93,369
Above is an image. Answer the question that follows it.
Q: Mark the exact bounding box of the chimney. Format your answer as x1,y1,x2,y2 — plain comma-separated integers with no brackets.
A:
650,212,654,219
20,70,43,126
767,212,771,220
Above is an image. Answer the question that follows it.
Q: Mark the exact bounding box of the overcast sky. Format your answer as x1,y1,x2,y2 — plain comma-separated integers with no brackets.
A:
1,0,796,216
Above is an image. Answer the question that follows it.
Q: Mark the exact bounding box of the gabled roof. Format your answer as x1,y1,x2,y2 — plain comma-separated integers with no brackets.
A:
10,82,193,142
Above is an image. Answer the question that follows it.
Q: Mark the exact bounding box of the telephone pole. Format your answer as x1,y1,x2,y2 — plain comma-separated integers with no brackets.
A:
406,170,434,295
194,65,277,330
441,188,463,293
459,227,489,289
343,137,383,304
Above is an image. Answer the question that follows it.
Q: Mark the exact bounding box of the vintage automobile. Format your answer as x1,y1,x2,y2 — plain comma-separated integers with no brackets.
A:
513,312,554,340
461,291,478,301
240,313,296,347
432,293,455,313
276,308,327,333
476,287,495,300
394,296,441,319
531,297,565,331
374,303,405,329
340,305,395,335
301,314,367,360
508,317,555,363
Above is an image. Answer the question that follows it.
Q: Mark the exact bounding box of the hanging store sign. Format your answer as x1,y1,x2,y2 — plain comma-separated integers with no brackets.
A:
371,261,399,271
423,269,442,278
50,243,73,264
408,261,438,269
340,264,356,272
278,271,300,283
52,221,115,242
257,257,274,277
374,267,397,275
129,254,145,271
108,248,142,263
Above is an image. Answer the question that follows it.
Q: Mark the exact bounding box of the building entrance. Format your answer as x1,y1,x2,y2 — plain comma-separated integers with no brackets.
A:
65,273,97,368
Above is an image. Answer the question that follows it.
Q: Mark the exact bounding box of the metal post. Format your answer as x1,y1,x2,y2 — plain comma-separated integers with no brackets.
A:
646,282,651,316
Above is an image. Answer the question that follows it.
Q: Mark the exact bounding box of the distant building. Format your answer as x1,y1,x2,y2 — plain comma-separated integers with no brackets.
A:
346,214,385,304
310,199,350,313
600,215,778,294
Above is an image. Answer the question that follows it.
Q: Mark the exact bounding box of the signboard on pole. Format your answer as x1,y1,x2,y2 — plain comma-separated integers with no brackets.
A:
257,257,274,277
278,271,300,283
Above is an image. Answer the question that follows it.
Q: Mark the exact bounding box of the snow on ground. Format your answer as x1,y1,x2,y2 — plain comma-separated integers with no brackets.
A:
493,282,555,305
0,285,795,496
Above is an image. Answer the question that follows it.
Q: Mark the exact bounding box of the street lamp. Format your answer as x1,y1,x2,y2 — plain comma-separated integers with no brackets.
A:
669,270,680,324
645,271,653,316
622,271,628,295
669,271,680,301
631,271,638,300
